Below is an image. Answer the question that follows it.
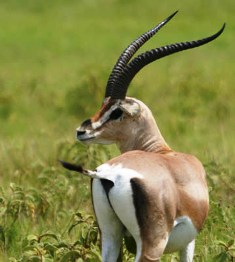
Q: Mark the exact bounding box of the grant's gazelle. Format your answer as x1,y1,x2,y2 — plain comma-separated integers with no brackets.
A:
61,11,225,262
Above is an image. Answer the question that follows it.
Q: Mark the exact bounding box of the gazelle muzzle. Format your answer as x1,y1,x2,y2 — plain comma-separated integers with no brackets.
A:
76,119,95,142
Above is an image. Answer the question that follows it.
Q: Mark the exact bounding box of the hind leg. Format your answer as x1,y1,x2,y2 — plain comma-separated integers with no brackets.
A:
92,179,124,262
137,234,169,262
179,239,195,262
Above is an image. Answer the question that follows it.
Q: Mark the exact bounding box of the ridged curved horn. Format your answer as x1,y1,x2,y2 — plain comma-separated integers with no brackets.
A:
105,11,178,98
110,23,225,100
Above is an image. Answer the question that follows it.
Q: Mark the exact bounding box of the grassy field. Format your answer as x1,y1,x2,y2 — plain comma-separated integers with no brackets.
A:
0,0,234,261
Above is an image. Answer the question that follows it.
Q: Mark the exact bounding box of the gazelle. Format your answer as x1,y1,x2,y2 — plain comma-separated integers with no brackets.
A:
61,11,225,262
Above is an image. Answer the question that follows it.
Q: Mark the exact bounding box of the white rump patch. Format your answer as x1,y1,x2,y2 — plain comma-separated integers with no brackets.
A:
96,163,144,182
93,163,144,258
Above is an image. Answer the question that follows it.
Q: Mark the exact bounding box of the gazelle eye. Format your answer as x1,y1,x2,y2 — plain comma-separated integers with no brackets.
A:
109,108,123,120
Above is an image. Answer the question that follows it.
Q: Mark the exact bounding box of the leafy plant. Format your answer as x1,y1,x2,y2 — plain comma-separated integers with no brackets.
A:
0,0,234,260
15,211,101,262
214,240,235,262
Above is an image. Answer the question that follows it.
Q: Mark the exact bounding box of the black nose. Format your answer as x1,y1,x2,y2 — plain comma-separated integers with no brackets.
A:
77,130,86,137
77,119,91,138
81,119,92,127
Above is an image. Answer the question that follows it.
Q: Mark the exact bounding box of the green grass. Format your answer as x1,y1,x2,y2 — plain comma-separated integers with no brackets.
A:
0,0,234,261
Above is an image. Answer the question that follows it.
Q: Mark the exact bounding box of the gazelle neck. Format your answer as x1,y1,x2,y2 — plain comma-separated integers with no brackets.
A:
118,132,171,154
118,99,171,154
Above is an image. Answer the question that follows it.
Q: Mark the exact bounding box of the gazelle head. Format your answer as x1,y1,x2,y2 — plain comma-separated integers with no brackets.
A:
76,11,225,152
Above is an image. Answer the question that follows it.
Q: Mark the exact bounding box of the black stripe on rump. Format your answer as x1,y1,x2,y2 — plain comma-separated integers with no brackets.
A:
130,178,149,230
131,177,173,256
100,179,114,209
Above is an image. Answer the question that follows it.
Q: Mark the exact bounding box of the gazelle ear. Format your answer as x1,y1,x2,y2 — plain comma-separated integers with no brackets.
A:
120,100,141,117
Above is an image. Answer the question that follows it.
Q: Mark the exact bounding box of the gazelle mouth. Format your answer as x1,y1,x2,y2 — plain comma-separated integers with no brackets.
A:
76,128,97,142
77,135,95,142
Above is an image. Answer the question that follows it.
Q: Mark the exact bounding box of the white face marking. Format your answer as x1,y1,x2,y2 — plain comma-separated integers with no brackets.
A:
91,104,120,130
91,120,103,130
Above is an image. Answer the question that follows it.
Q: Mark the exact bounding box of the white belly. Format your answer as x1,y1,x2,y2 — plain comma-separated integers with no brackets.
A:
164,216,198,253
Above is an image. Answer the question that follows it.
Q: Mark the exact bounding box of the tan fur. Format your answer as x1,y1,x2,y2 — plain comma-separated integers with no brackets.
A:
104,150,208,261
84,98,171,153
77,97,209,261
107,151,209,231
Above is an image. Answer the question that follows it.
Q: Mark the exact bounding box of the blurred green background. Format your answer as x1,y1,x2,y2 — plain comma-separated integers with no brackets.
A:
0,0,234,261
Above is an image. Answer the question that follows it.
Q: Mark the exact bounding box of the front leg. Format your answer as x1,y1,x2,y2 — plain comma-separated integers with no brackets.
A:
92,179,124,262
179,240,195,262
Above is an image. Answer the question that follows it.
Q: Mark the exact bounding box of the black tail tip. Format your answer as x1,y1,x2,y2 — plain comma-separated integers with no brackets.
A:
59,159,84,173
